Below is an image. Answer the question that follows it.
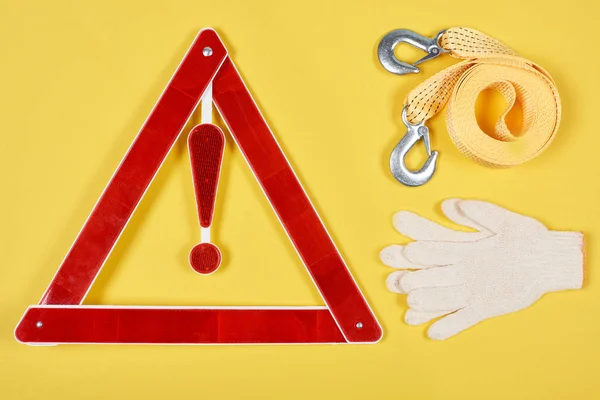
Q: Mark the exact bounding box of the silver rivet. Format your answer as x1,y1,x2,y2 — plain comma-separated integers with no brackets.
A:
356,322,363,329
202,47,213,57
36,321,43,328
418,126,428,135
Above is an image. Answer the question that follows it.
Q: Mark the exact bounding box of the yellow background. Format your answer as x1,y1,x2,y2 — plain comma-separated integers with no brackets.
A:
1,0,598,398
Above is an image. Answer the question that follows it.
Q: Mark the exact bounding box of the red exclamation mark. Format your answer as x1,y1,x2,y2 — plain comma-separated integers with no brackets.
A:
188,123,225,274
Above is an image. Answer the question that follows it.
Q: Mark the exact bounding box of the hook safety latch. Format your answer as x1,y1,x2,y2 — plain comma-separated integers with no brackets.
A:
378,29,448,75
390,107,439,187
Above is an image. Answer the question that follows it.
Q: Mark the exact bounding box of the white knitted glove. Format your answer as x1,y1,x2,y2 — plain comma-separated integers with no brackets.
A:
381,199,584,340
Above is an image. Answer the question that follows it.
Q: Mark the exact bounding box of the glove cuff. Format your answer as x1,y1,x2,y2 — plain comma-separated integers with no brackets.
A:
541,231,585,292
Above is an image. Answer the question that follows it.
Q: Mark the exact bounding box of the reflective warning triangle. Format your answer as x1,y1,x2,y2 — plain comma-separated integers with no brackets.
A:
15,29,382,345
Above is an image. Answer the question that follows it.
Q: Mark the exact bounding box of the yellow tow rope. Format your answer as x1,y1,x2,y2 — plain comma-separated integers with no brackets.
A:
404,27,561,167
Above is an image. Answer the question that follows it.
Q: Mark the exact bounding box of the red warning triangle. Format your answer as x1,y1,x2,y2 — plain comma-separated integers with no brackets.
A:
14,29,382,345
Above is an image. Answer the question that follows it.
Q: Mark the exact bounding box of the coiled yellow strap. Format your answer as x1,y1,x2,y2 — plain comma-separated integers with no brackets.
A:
404,27,561,167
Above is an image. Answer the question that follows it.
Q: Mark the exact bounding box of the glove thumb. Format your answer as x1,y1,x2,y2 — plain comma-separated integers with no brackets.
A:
457,200,546,234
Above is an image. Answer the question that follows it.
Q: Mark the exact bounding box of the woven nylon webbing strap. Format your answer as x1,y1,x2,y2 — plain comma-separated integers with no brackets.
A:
404,27,561,167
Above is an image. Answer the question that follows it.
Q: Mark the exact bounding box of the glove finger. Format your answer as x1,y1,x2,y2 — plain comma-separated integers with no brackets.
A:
457,199,545,233
407,286,469,312
393,211,487,242
441,198,489,231
380,245,429,269
404,241,475,266
399,265,464,292
427,307,486,340
386,271,410,294
405,309,449,325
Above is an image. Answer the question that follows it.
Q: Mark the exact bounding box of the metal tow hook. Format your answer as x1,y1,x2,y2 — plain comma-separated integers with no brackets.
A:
389,106,439,187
